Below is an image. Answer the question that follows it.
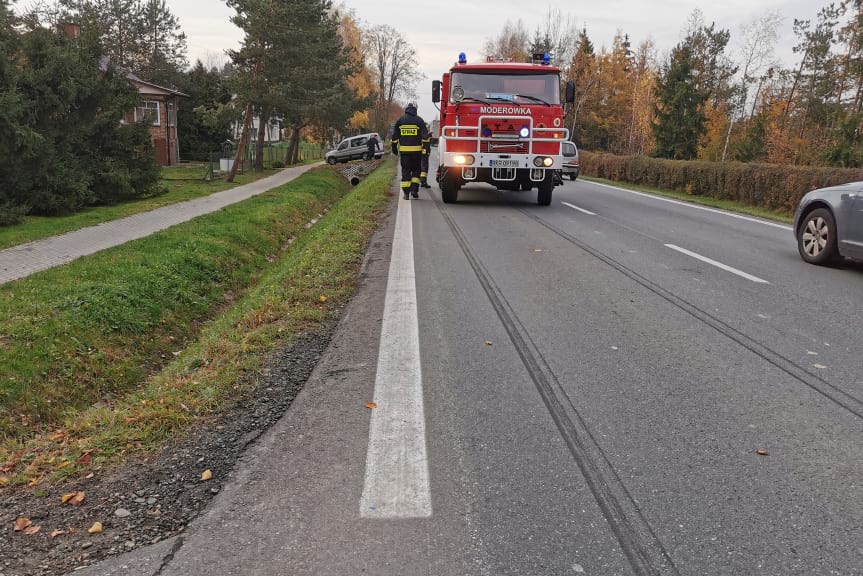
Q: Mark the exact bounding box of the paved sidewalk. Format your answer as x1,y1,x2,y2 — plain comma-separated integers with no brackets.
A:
0,163,322,285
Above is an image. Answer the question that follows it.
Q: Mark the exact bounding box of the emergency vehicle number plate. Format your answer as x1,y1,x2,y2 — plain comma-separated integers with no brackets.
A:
489,160,519,168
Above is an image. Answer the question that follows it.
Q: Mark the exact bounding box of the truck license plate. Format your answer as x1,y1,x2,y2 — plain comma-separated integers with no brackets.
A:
490,160,519,168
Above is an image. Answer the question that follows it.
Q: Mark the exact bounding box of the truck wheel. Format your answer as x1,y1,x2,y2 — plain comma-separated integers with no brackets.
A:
440,173,459,204
537,172,553,206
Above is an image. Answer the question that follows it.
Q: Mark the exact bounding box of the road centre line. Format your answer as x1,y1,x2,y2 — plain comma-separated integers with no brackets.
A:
360,193,431,519
561,202,596,216
584,180,793,231
665,244,770,284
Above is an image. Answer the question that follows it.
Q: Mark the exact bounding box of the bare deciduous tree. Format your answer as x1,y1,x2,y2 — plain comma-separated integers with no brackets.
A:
722,10,782,160
364,24,420,134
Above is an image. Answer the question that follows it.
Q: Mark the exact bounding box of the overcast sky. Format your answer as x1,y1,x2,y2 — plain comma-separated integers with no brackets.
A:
172,0,826,121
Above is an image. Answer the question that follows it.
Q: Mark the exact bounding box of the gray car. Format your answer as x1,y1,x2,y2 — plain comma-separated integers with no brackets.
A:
561,141,580,180
325,133,383,164
794,181,863,264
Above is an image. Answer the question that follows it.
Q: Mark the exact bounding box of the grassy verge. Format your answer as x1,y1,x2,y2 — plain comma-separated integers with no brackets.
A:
0,167,279,251
0,160,395,485
580,175,794,224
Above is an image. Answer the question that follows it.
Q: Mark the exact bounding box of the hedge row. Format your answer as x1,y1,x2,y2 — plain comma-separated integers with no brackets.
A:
579,151,863,214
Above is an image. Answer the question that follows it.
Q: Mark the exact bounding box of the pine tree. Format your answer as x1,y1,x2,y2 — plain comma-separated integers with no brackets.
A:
139,0,188,83
653,44,707,159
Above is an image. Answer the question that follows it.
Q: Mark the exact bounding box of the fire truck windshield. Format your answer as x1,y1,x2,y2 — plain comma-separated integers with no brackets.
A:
450,72,561,106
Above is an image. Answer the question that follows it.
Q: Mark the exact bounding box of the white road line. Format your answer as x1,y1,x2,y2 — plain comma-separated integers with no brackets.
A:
584,180,793,231
561,202,596,216
360,195,431,519
665,244,770,284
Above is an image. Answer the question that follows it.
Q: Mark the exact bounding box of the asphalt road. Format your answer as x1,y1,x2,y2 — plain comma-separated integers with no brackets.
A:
76,158,863,576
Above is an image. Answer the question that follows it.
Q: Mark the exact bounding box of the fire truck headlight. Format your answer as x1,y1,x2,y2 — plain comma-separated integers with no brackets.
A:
454,154,474,165
543,157,554,167
519,126,530,138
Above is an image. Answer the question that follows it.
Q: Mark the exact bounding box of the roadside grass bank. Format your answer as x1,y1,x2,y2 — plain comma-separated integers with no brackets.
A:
581,175,794,224
0,167,280,251
0,160,395,485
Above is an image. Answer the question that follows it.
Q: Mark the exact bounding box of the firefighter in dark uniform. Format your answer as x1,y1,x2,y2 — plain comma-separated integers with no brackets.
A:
420,125,431,188
391,101,428,199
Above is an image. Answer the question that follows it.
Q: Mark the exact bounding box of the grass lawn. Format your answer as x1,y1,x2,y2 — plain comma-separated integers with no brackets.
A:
0,160,396,486
0,167,279,251
580,175,794,224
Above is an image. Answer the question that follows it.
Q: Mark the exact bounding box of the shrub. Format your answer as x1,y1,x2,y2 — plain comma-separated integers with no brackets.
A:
580,151,863,213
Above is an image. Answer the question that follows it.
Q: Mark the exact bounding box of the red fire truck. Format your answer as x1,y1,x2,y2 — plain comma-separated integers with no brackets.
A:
432,52,575,205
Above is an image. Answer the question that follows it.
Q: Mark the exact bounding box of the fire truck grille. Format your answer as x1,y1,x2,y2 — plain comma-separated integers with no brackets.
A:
481,141,527,153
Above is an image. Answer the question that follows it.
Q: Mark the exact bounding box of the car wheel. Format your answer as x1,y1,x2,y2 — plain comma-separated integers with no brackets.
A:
569,173,577,181
326,157,336,165
798,208,838,265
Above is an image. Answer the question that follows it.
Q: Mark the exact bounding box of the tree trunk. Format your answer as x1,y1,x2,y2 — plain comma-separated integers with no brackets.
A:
283,127,296,164
227,101,253,183
227,59,261,183
254,106,270,172
291,127,302,164
288,127,302,165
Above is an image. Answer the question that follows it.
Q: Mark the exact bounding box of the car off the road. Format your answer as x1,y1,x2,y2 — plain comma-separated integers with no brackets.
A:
794,181,863,265
325,133,383,164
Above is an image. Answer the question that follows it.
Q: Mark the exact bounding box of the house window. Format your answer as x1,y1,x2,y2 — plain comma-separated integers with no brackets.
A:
167,101,176,127
135,100,160,126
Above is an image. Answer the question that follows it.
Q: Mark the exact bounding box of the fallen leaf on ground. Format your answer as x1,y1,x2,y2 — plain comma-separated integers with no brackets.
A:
364,402,377,409
24,525,41,535
85,473,94,479
77,452,92,465
485,340,493,346
57,460,71,469
28,477,39,487
50,431,65,441
319,295,328,303
14,517,32,531
62,491,85,505
50,529,65,538
756,449,769,456
87,521,103,534
0,476,9,486
201,469,212,481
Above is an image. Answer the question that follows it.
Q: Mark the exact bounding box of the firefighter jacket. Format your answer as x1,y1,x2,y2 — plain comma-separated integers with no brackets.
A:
391,110,428,154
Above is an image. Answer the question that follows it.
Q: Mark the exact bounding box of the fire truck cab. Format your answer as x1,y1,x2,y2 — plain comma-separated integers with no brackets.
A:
432,53,575,205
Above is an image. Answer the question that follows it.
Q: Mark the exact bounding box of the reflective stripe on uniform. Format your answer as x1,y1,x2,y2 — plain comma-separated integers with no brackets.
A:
411,177,421,184
420,172,427,178
399,145,422,152
401,181,411,189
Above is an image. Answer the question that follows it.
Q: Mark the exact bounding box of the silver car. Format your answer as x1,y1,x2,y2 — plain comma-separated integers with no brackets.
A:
794,181,863,264
325,133,383,164
561,141,580,180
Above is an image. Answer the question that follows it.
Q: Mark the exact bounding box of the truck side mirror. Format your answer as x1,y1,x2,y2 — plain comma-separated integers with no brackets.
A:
432,80,441,103
565,81,576,103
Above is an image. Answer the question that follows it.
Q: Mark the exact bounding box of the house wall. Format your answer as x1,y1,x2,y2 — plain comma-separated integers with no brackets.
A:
131,80,182,166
